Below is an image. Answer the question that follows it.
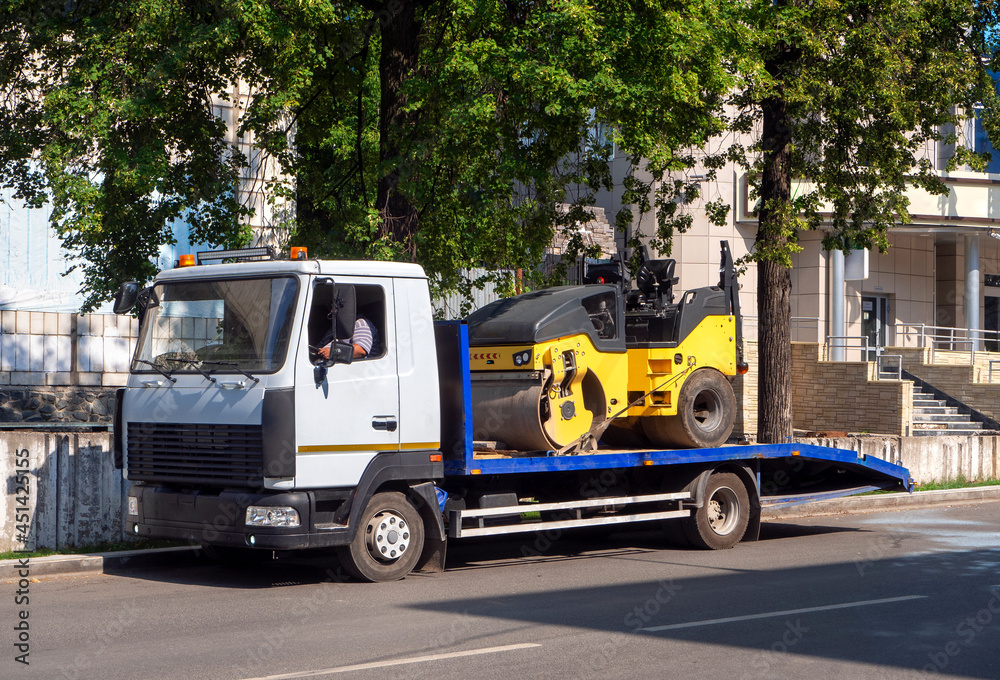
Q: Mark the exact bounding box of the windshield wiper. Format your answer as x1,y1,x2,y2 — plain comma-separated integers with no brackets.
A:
199,361,260,384
133,359,177,383
178,360,217,383
158,357,218,384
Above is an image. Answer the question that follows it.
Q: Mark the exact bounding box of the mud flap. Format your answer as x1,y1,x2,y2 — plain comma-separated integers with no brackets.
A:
409,482,448,573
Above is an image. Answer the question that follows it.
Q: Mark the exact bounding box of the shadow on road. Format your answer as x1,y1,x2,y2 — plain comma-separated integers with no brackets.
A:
110,521,859,588
406,546,1000,679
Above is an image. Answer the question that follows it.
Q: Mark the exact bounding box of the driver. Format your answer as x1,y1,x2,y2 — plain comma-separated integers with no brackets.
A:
317,316,377,360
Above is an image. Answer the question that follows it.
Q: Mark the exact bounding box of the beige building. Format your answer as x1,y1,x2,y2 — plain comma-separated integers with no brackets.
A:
594,139,1000,437
598,160,1000,354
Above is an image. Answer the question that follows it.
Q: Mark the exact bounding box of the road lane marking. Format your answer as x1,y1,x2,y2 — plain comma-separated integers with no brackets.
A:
639,595,928,632
238,643,542,679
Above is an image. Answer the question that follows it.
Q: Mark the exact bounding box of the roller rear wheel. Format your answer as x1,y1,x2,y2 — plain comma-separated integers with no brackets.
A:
642,369,736,448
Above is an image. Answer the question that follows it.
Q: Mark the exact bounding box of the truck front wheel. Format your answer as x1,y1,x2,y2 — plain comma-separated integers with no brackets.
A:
682,472,749,550
338,491,425,582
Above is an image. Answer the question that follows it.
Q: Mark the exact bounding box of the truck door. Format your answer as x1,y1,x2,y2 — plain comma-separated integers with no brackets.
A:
294,277,399,488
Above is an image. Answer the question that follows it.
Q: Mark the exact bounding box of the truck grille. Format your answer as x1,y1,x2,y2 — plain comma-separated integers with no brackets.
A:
126,422,264,487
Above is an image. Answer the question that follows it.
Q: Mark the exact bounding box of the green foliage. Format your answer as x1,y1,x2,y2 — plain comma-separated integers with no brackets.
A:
1,0,737,310
726,0,997,263
239,0,738,300
0,0,253,311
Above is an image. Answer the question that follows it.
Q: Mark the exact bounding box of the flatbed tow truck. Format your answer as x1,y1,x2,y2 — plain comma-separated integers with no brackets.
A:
112,246,912,581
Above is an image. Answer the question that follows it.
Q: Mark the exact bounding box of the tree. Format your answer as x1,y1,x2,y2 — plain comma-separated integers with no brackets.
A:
0,1,254,311
1,0,737,311
723,0,999,442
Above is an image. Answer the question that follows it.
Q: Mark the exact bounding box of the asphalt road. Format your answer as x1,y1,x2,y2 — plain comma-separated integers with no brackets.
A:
6,501,1000,680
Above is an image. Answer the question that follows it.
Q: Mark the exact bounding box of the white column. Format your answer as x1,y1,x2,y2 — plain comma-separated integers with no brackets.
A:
830,248,845,361
966,234,981,350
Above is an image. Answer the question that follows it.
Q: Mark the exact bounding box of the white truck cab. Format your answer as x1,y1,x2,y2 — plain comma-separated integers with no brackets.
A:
114,253,447,580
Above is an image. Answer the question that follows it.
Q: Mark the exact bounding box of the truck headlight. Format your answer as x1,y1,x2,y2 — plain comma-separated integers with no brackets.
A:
127,497,139,516
245,506,300,528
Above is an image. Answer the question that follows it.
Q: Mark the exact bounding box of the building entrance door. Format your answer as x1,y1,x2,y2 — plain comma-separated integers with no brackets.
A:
986,296,999,352
861,295,889,361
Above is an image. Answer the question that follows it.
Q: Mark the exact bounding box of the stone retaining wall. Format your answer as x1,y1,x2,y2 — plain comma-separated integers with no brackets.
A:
791,343,912,436
891,347,1000,422
0,387,115,423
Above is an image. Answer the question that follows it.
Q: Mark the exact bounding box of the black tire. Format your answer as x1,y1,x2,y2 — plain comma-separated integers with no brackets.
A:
199,544,273,567
682,472,749,550
642,369,736,448
337,491,424,582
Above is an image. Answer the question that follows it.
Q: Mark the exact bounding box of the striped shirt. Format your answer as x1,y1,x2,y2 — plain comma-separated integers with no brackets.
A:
320,315,378,357
352,317,375,355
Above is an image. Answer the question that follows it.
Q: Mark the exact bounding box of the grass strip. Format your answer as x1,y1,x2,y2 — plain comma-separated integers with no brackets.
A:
0,539,188,561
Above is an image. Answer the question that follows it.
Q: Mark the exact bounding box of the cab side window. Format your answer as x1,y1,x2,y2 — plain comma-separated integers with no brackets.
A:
307,282,386,362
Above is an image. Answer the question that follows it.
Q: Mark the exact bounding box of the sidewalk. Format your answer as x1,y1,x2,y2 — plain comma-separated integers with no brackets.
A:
761,484,1000,519
1,545,201,581
4,486,999,580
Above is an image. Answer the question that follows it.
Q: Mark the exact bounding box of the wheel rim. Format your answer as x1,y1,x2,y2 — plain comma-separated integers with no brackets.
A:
691,388,723,432
365,510,411,563
707,486,740,535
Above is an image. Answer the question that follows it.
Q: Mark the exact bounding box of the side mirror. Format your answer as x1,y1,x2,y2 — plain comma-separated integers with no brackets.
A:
313,342,354,385
113,281,140,314
328,341,354,365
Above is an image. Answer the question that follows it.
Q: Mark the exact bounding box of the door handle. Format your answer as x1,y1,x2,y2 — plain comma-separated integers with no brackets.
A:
372,416,398,432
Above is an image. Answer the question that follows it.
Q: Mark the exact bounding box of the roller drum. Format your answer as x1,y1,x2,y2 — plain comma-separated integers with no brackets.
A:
471,380,555,452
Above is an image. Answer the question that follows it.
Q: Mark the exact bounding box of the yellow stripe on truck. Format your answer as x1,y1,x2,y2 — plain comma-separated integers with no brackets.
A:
298,442,441,453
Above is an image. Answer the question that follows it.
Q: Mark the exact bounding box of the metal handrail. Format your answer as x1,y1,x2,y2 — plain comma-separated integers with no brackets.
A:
893,323,1000,352
929,339,976,366
877,354,903,381
824,335,871,363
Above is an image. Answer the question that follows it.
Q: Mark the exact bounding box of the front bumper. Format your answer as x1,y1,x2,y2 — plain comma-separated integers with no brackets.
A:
127,486,352,550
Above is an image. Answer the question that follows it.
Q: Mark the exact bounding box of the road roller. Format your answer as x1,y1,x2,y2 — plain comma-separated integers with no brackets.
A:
466,242,748,451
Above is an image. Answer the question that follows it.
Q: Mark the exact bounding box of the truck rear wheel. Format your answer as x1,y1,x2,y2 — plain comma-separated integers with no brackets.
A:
682,472,749,549
338,491,424,582
642,369,736,448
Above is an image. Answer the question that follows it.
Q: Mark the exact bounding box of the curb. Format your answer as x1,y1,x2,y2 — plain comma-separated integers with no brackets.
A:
763,485,1000,519
5,487,1000,578
0,546,201,580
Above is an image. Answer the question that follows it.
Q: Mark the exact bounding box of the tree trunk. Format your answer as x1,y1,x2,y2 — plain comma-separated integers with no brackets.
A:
756,86,794,443
376,0,421,259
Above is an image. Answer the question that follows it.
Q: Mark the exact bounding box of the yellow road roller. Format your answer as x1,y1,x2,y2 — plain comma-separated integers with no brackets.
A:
466,242,748,451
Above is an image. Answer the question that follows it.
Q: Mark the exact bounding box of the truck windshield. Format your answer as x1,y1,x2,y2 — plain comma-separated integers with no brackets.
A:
132,276,299,374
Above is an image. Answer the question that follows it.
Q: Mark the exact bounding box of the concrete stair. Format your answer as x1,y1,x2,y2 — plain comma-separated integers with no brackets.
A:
911,388,984,436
